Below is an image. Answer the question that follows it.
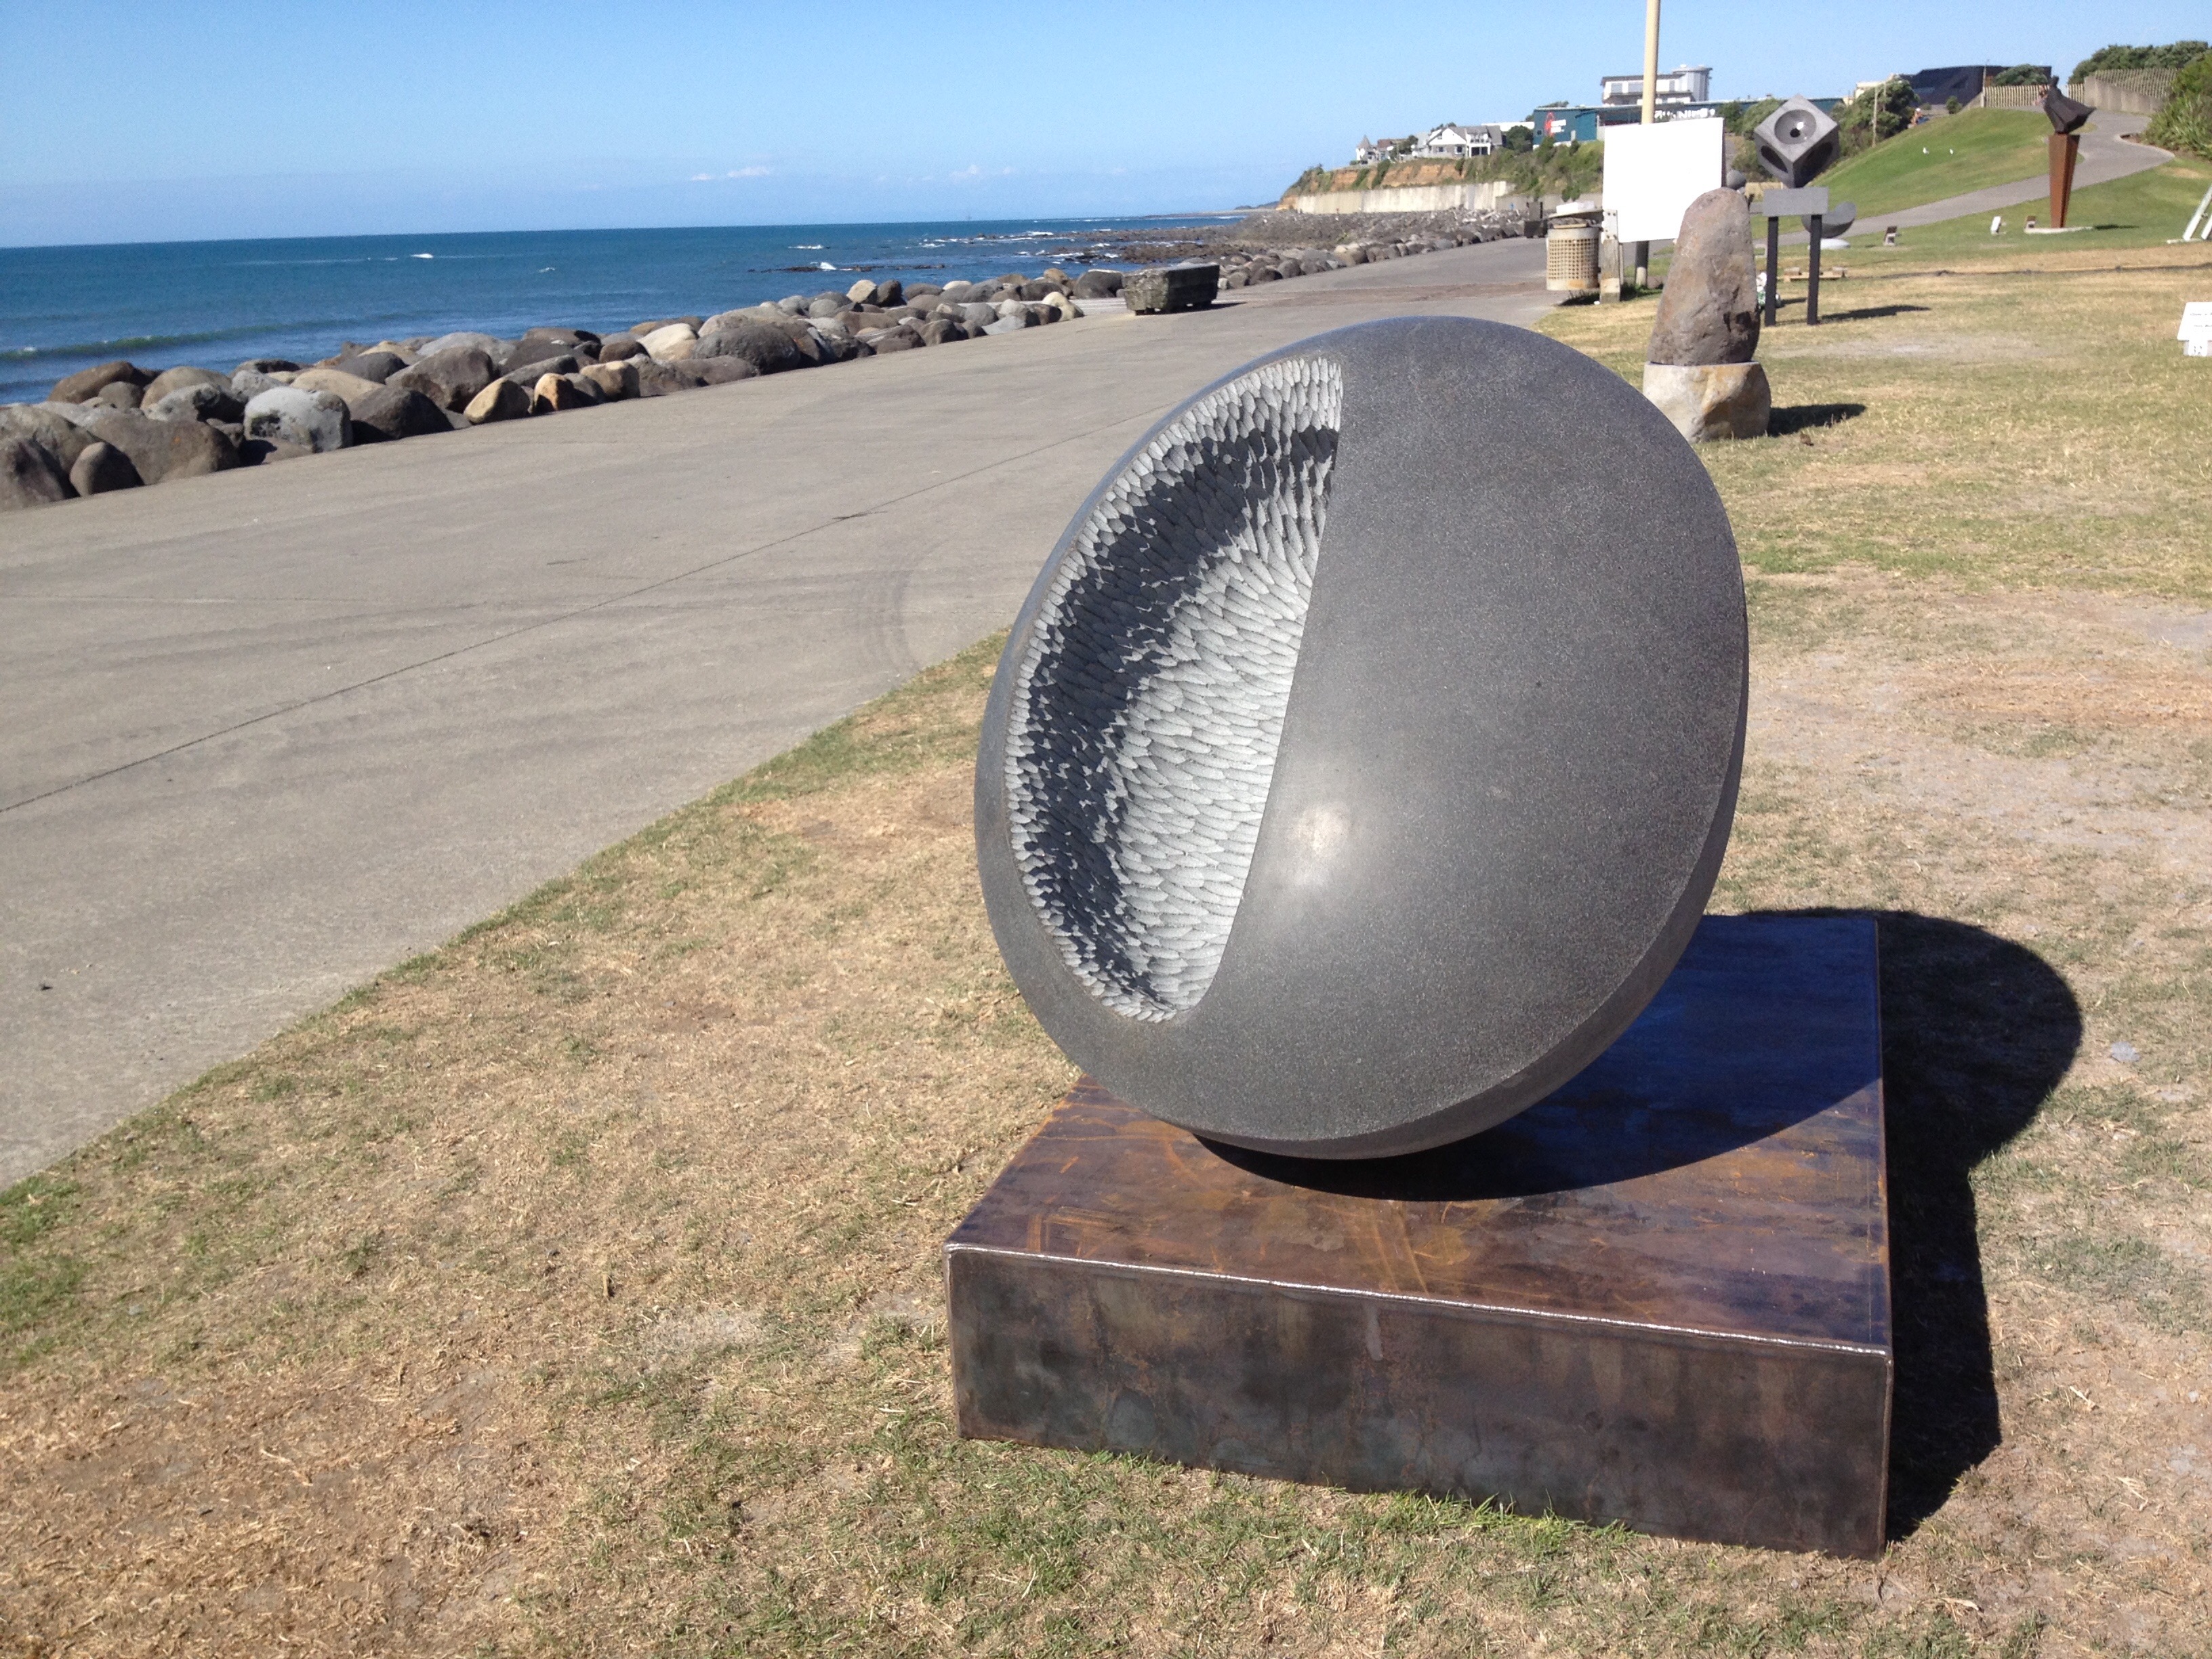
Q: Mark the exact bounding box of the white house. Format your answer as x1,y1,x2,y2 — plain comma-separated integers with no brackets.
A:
1599,64,1713,106
1412,122,1505,159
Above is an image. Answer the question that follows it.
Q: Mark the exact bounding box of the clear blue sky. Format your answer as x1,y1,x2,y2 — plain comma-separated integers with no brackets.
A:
2,0,2201,246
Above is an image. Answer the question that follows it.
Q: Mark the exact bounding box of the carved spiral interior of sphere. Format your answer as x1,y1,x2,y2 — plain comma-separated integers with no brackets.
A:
975,317,1748,1160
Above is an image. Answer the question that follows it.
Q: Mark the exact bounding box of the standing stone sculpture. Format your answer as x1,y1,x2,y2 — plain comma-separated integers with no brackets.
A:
975,316,1747,1159
1642,188,1771,442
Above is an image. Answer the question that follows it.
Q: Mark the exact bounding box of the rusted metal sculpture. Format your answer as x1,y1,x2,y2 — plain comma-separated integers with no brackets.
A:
2041,85,2093,228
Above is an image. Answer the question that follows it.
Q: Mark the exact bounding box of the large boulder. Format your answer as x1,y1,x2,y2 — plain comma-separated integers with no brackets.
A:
389,345,497,411
49,360,149,404
243,386,351,452
634,361,707,397
70,441,141,495
81,406,241,480
462,379,533,424
142,365,231,405
1071,269,1124,298
1124,264,1220,313
415,331,504,359
148,383,246,424
332,349,407,384
691,357,761,386
500,353,577,387
349,384,452,441
595,335,648,362
291,367,384,409
529,372,597,413
94,381,145,409
640,323,699,360
1645,188,1760,367
692,319,804,375
1641,361,1771,442
0,403,96,471
580,361,639,400
0,436,73,510
501,328,597,373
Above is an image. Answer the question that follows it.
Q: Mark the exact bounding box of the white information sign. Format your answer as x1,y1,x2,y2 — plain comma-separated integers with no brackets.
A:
2182,302,2212,357
1601,117,1727,245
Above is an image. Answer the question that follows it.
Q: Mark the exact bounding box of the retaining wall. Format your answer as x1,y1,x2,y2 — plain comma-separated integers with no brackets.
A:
1285,180,1523,216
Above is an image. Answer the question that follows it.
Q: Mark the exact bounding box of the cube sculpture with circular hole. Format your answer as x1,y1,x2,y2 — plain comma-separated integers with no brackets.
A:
975,316,1747,1159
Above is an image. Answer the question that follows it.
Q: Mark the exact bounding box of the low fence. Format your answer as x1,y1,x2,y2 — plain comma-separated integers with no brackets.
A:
2068,69,2179,116
1284,180,1522,216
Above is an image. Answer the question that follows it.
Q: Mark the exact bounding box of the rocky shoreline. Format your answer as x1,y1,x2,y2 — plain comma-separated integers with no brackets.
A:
2,219,1502,513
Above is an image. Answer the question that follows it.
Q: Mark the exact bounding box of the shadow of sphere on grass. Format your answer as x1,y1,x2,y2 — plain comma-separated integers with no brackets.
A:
1207,907,2078,1540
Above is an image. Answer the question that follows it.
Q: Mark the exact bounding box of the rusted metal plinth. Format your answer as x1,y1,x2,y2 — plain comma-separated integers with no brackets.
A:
2049,132,2081,228
945,914,1890,1557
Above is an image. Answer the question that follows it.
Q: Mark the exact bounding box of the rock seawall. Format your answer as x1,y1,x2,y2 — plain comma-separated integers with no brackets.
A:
3,228,1477,512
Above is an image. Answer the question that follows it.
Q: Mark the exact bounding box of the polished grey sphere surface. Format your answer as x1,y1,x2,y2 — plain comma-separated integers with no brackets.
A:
975,316,1746,1158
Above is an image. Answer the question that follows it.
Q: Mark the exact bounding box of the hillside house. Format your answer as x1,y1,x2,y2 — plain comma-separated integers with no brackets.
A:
1413,122,1506,159
1599,64,1712,106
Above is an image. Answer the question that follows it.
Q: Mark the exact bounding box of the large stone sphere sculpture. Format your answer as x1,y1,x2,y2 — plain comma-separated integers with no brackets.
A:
975,316,1746,1159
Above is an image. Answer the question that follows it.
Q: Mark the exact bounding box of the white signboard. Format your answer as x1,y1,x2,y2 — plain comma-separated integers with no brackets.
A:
1601,117,1727,244
2182,302,2212,357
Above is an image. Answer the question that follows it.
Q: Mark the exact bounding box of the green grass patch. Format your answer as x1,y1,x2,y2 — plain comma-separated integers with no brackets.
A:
1807,109,2053,218
1845,152,2212,260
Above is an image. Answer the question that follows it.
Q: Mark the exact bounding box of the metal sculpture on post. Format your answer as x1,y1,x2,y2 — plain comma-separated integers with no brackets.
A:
2041,84,2093,229
1753,99,1845,325
948,316,1893,1556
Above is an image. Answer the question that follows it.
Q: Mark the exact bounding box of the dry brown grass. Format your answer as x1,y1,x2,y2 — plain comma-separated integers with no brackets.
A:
5,251,2212,1657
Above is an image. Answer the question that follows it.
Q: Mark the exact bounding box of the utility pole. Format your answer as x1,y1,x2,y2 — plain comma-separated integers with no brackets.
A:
1633,0,1660,288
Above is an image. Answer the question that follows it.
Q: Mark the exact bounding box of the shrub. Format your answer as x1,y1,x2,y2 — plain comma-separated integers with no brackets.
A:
2073,40,2209,81
1837,77,1917,156
2146,50,2212,158
1990,63,2055,87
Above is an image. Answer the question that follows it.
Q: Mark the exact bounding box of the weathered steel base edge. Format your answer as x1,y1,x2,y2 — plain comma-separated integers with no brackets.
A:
945,914,1893,1557
947,1244,1889,1556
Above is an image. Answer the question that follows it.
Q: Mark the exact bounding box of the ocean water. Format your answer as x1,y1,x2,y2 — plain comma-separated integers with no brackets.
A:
0,217,1229,405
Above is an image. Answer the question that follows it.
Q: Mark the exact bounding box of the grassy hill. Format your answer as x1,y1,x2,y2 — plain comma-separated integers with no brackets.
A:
1814,108,2053,216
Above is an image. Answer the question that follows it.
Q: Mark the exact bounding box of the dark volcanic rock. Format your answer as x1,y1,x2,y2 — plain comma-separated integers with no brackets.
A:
234,356,304,376
0,435,73,509
390,346,497,411
499,354,579,387
501,329,597,373
333,349,407,384
634,361,708,396
350,384,453,441
70,441,142,495
1124,264,1221,313
693,319,804,375
1072,269,1124,298
690,357,762,386
1645,188,1760,367
596,335,649,362
51,360,150,403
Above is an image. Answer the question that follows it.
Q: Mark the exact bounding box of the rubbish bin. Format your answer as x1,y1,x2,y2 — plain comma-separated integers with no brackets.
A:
1546,222,1601,294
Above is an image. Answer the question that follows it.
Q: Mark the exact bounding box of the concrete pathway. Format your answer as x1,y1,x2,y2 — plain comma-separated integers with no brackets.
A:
0,238,1552,1185
1780,110,2171,242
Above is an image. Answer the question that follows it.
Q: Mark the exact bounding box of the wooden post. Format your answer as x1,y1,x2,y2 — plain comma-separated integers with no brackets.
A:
2049,132,2081,228
1640,0,1661,127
